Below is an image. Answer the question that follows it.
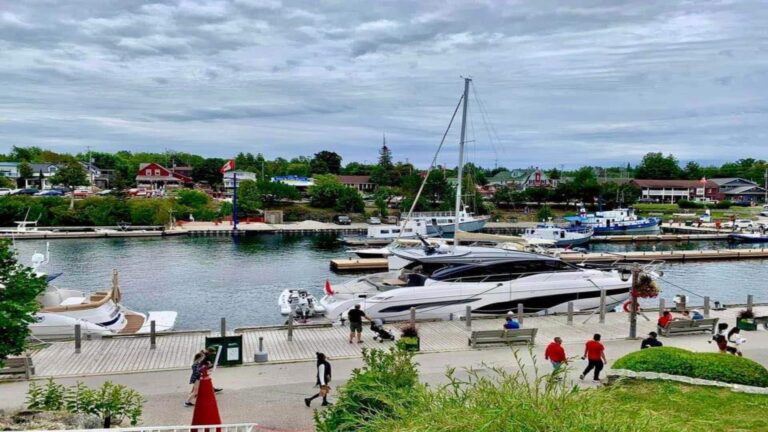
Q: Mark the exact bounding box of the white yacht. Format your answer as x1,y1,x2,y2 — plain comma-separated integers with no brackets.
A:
409,206,488,234
359,253,634,322
522,224,593,247
27,248,177,340
342,219,431,246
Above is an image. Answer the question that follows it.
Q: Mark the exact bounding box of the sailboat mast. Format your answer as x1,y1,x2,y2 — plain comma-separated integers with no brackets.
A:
454,78,471,238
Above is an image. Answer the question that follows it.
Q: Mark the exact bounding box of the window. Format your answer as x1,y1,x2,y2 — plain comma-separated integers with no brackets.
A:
155,169,161,176
404,229,412,233
380,230,390,234
392,229,400,233
145,169,152,175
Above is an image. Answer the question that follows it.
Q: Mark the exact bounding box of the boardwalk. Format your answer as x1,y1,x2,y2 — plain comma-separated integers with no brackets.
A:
29,306,765,378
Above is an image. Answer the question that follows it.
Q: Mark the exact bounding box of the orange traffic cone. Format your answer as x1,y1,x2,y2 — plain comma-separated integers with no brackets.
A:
192,369,222,430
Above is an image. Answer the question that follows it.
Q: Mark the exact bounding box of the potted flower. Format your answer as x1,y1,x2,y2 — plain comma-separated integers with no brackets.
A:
737,309,757,331
397,323,420,352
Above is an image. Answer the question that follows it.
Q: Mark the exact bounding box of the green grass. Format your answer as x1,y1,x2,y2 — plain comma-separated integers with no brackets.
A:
599,380,768,432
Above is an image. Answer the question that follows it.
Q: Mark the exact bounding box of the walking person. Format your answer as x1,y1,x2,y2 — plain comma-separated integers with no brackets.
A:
580,334,607,382
544,337,567,372
347,304,370,344
305,352,332,407
185,352,206,407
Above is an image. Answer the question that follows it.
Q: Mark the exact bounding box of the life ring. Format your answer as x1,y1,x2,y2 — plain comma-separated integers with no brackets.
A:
622,300,640,313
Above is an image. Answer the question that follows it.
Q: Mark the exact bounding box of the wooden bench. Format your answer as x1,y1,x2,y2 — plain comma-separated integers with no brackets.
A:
658,318,719,337
0,355,35,379
468,328,538,348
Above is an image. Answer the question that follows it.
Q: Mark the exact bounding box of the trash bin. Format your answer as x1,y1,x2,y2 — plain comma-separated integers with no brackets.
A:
204,335,244,366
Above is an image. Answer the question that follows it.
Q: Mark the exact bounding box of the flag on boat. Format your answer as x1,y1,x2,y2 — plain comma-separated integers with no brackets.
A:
324,279,334,295
219,160,235,173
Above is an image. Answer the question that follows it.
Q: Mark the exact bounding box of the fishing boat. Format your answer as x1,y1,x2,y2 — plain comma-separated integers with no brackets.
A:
27,246,177,340
278,289,326,317
341,219,431,246
408,206,488,234
564,208,660,235
522,223,593,247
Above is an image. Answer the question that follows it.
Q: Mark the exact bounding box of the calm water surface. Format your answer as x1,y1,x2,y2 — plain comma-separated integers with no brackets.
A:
12,236,768,330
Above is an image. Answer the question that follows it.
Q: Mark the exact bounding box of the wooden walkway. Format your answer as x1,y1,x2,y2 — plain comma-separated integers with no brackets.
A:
28,307,764,378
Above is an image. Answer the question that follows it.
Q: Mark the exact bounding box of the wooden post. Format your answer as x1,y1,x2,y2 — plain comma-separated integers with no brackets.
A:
259,336,264,352
629,266,639,339
74,324,81,354
23,355,31,380
678,295,686,312
747,294,754,313
220,317,226,337
659,298,665,316
150,320,156,350
517,303,524,325
703,296,710,318
567,302,574,325
465,305,472,330
599,290,606,324
287,312,294,342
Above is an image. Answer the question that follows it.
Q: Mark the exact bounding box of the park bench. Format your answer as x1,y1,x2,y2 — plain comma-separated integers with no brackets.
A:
468,328,538,348
0,355,35,379
658,318,719,337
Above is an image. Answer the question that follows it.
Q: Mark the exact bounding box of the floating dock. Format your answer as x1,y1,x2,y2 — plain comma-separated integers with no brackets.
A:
591,233,730,242
0,230,167,240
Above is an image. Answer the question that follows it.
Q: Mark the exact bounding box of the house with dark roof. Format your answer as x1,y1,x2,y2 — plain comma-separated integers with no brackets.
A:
335,175,375,192
710,178,767,203
488,167,555,190
630,179,720,203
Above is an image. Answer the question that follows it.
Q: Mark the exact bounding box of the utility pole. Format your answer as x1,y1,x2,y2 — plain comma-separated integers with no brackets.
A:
764,169,767,203
86,146,94,192
629,264,640,339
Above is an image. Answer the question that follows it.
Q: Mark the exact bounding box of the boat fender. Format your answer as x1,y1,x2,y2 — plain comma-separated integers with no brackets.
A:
622,300,640,313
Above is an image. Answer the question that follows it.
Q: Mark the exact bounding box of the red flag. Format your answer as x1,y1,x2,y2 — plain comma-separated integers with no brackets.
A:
219,160,235,174
324,279,334,295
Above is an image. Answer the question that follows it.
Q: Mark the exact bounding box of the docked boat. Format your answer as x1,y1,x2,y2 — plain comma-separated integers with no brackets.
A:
564,208,660,235
342,220,431,246
728,232,768,243
0,210,56,237
278,289,326,317
409,206,488,234
27,248,177,340
522,223,593,247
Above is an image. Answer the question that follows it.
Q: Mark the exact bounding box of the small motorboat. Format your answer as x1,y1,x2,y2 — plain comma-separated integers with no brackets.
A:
278,289,326,318
728,232,768,243
354,246,392,258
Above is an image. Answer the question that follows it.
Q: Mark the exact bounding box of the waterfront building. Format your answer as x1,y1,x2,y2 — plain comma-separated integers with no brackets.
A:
223,170,257,195
24,163,61,189
630,179,720,203
488,167,556,190
135,162,194,190
335,175,375,193
0,162,19,179
710,178,767,203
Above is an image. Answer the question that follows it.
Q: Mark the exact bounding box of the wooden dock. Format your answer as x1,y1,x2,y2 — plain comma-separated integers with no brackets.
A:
330,258,389,271
592,233,730,242
0,230,166,240
560,248,768,263
24,306,764,378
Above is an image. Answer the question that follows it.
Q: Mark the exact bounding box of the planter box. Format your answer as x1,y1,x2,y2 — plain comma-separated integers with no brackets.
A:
737,319,758,331
398,336,420,352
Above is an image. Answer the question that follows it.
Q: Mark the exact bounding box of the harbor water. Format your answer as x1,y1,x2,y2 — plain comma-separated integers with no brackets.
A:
11,235,768,330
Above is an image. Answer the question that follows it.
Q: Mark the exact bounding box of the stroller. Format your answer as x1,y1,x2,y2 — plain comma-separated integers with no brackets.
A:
370,319,396,342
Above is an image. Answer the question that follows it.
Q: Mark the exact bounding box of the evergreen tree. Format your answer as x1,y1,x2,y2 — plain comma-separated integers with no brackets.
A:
370,137,396,187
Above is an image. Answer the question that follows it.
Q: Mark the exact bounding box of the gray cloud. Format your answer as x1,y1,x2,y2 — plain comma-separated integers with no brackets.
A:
0,0,767,168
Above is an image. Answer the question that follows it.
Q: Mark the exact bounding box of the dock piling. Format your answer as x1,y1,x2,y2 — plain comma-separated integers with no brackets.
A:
410,307,416,327
150,320,156,350
599,290,606,324
704,296,710,318
254,336,268,363
287,313,294,342
465,305,472,330
74,324,81,354
220,317,226,337
748,294,754,313
659,298,665,316
517,303,524,325
567,302,574,325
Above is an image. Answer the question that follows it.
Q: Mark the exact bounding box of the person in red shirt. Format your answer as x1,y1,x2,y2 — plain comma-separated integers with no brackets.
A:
580,333,607,382
544,337,567,372
657,311,673,329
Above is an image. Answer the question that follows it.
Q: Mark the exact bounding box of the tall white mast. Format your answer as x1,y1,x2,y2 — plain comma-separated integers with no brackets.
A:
453,78,471,239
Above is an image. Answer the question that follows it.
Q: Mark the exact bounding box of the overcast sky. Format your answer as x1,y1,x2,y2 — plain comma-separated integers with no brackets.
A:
1,0,766,168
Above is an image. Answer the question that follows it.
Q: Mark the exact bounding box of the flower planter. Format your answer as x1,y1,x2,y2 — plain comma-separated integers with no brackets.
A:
737,319,758,331
398,336,420,352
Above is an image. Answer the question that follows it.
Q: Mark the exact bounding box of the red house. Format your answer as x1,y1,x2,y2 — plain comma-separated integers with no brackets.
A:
136,163,194,189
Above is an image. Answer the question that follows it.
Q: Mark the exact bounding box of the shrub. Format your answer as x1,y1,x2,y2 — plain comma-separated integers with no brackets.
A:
712,200,733,209
315,347,419,432
677,199,704,209
612,347,768,387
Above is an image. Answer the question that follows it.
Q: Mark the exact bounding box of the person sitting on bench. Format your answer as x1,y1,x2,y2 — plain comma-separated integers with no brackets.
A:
658,311,674,328
503,316,520,329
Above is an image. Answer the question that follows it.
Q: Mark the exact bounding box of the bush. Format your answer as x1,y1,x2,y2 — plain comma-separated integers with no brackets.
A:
613,347,768,387
677,199,704,209
315,347,419,432
712,200,733,209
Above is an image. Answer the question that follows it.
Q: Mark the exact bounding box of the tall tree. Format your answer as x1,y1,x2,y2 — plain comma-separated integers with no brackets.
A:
683,161,703,180
50,161,88,209
191,158,226,186
370,138,397,187
236,179,262,215
311,151,342,175
635,152,682,179
0,240,48,367
17,162,33,188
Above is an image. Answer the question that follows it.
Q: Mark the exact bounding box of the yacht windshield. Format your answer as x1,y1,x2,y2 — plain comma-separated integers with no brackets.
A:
430,259,578,283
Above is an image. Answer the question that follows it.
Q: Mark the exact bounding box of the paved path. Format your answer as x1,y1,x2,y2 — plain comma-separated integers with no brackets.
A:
26,307,765,377
3,330,768,431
